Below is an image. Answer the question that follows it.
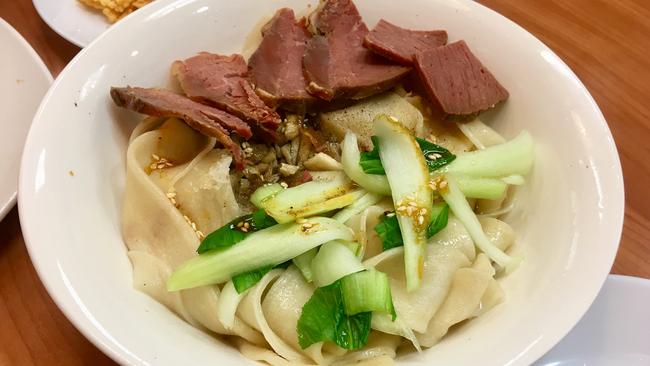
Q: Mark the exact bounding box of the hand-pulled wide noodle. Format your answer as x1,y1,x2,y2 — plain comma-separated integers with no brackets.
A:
123,118,261,344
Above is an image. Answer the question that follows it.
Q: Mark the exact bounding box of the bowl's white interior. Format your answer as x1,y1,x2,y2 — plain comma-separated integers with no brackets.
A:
19,0,624,365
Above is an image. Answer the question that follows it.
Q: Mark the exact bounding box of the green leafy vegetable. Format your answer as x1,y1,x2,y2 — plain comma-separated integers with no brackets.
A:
293,248,318,283
427,202,449,238
197,210,277,254
311,241,365,287
359,136,456,176
231,265,274,293
375,213,403,251
358,136,385,175
297,280,371,350
232,261,292,293
416,137,456,172
168,217,354,291
376,203,449,251
341,269,396,320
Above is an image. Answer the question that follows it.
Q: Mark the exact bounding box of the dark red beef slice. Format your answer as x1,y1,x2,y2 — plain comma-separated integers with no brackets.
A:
363,19,447,65
302,0,410,101
110,86,247,169
248,8,316,111
172,53,280,141
414,40,509,117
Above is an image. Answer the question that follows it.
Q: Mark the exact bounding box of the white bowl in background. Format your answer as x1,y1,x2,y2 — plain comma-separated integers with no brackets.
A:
0,18,52,221
18,0,624,365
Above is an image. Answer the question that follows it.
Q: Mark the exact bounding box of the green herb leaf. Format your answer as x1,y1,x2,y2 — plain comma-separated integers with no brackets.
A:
232,265,274,293
359,136,455,176
297,280,371,350
197,210,277,254
375,203,450,251
416,137,456,172
375,213,403,251
359,136,386,175
427,202,449,238
251,209,278,230
232,260,292,294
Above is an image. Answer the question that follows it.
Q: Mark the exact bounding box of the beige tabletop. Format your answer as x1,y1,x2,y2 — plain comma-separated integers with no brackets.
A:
0,0,648,364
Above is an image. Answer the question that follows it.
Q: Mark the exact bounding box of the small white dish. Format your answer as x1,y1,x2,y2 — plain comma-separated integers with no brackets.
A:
536,275,650,366
0,18,52,221
19,0,624,365
33,0,110,47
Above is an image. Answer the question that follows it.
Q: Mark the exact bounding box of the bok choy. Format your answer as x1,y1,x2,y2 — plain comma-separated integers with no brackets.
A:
256,171,364,223
440,175,522,273
341,133,391,195
167,217,354,291
374,115,432,292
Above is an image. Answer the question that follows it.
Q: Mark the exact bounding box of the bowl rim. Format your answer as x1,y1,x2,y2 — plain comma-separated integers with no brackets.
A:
18,0,625,364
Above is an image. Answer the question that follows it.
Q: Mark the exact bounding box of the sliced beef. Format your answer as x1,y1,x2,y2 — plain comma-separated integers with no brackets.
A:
363,19,447,65
172,53,281,141
248,8,316,112
302,0,410,101
110,86,248,168
414,40,509,117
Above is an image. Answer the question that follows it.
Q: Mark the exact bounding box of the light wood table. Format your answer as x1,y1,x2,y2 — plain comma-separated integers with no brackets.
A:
1,0,648,364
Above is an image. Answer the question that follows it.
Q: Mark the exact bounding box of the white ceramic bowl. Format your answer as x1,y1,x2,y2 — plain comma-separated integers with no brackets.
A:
18,0,624,365
0,18,52,221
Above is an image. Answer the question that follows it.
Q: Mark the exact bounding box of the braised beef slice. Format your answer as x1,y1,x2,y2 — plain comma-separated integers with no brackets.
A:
303,0,411,101
363,19,447,65
414,40,509,117
110,86,248,168
248,8,316,111
172,53,281,141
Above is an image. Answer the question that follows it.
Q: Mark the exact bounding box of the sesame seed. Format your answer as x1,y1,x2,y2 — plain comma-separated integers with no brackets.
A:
408,201,417,207
241,227,248,233
419,208,427,215
386,212,396,217
196,231,205,239
427,153,437,160
237,221,244,228
243,222,250,229
151,154,160,160
280,182,288,188
439,180,448,189
387,115,399,123
191,222,197,230
418,215,424,225
166,192,176,198
405,206,415,215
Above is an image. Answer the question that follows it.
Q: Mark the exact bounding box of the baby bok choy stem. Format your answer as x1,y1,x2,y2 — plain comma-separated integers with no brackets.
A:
444,131,534,178
440,174,522,273
332,190,383,224
167,217,354,291
341,132,392,195
374,115,432,292
256,171,364,223
311,241,365,287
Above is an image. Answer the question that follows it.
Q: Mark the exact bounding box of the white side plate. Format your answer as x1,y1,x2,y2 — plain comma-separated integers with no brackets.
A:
536,275,650,365
33,0,110,47
0,18,52,221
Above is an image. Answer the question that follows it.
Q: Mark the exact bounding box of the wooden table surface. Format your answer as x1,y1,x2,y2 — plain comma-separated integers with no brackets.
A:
0,0,648,364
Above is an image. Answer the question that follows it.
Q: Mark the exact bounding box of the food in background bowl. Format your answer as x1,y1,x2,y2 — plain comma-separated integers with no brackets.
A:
109,0,534,364
78,0,153,23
